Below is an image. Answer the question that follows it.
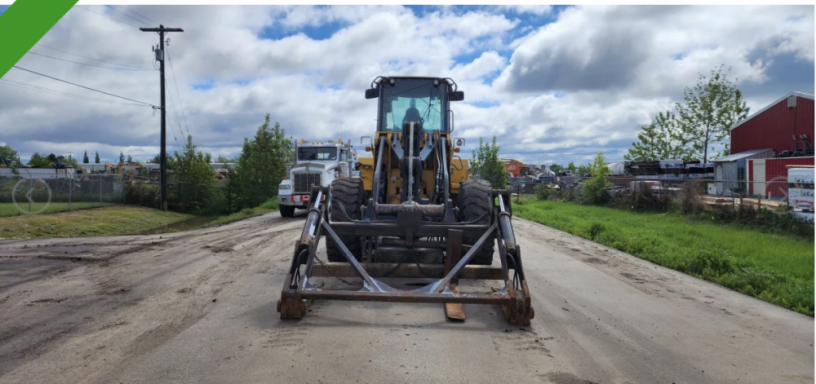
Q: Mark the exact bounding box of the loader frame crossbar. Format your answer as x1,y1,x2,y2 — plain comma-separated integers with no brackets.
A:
277,186,535,325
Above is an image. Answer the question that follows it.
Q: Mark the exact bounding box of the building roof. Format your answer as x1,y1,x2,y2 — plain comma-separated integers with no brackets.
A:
713,148,774,162
731,91,815,131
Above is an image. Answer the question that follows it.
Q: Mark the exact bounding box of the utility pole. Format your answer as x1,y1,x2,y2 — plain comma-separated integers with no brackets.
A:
141,24,183,211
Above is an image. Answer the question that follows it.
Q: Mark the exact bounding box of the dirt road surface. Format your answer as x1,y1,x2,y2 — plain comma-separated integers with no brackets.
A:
0,213,812,384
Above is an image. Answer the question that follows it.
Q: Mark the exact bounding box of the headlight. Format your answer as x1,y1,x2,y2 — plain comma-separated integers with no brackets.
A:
279,184,291,190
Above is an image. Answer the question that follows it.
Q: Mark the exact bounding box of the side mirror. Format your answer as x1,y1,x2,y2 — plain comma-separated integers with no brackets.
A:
455,138,465,147
365,88,379,99
449,91,464,102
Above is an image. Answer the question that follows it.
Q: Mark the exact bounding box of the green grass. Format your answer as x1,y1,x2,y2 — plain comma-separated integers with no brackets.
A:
185,197,280,229
0,205,192,239
0,202,115,217
514,199,815,316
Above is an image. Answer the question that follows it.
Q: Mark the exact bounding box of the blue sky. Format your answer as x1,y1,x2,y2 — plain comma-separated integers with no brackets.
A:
0,5,813,166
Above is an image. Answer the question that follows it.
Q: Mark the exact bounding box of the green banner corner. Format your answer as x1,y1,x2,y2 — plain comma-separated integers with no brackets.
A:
0,0,78,78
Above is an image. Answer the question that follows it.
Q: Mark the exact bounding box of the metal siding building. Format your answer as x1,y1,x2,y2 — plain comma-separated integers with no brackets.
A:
759,157,815,198
731,92,814,155
714,149,774,195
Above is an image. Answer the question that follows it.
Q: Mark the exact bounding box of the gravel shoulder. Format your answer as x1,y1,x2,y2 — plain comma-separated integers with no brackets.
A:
0,214,811,384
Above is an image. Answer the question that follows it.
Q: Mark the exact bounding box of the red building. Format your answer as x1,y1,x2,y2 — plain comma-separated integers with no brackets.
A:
719,91,815,198
731,92,814,155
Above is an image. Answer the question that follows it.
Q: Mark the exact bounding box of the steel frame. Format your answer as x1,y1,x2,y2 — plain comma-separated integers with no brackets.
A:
277,186,535,325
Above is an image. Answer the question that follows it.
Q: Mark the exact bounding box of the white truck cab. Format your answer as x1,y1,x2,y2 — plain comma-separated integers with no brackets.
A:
278,139,357,217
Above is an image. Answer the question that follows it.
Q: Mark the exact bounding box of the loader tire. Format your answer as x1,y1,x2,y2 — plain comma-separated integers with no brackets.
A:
326,178,364,262
280,205,295,218
457,179,494,265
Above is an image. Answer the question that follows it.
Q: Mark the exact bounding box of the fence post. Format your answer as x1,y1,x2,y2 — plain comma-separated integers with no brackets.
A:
28,177,32,214
99,174,102,206
68,173,72,211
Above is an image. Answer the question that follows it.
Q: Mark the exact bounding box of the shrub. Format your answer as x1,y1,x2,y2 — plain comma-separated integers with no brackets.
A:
582,152,612,205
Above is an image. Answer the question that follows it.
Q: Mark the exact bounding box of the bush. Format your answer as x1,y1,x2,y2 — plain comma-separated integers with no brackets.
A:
535,184,552,200
582,152,612,205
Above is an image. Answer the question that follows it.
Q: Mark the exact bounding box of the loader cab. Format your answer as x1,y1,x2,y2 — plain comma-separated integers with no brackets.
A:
366,77,464,132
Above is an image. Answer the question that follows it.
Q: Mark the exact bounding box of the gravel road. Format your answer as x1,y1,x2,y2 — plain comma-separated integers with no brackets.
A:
0,212,812,384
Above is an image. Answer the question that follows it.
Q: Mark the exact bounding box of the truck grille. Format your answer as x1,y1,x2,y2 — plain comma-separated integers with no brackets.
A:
294,173,321,193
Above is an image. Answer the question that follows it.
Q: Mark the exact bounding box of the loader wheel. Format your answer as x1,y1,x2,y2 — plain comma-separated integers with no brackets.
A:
326,178,364,262
457,179,495,265
280,205,295,218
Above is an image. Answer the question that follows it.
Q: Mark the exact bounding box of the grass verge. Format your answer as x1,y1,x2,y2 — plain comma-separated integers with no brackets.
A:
0,205,192,239
513,198,814,316
185,198,280,230
0,202,115,217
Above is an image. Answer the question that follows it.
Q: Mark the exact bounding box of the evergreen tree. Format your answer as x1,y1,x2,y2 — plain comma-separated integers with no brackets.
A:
83,150,89,163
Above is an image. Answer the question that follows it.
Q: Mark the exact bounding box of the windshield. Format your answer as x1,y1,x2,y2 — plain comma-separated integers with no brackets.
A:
298,147,337,161
380,78,447,131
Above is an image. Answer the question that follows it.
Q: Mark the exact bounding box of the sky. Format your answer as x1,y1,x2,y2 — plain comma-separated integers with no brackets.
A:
0,4,813,166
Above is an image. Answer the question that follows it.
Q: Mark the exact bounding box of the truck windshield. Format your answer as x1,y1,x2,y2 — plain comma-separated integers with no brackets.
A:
298,147,337,161
380,78,447,131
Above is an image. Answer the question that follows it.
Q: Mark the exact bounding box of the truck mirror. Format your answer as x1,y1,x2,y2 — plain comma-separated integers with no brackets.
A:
365,88,378,99
449,91,464,102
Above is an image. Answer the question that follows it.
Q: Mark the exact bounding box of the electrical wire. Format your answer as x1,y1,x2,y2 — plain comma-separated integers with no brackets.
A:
165,45,191,137
34,43,153,70
105,5,151,26
0,79,150,107
11,65,155,107
25,51,155,71
165,89,185,152
116,5,161,26
77,5,142,29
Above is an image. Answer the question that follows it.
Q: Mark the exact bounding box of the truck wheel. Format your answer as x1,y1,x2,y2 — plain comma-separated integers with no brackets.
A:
326,178,364,262
457,179,494,265
280,205,295,217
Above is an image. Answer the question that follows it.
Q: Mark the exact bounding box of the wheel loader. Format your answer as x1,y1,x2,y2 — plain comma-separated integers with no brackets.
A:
277,76,534,325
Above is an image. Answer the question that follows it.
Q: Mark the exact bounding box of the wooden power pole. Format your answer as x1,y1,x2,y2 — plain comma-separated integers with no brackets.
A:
141,25,183,211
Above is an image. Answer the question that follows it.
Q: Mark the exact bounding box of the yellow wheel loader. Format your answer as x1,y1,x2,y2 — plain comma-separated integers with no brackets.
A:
277,76,534,325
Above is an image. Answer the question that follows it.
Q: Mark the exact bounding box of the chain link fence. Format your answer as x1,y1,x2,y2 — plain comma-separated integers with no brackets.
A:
0,173,126,216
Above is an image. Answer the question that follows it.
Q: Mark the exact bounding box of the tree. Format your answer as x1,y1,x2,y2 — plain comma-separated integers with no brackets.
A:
0,145,19,164
119,151,125,164
470,136,507,189
169,135,217,212
28,153,50,167
567,162,576,173
94,151,100,164
216,155,237,163
549,163,563,173
577,163,592,175
127,154,133,163
675,65,749,163
83,150,89,163
46,153,58,163
625,110,693,161
228,114,293,210
582,151,613,204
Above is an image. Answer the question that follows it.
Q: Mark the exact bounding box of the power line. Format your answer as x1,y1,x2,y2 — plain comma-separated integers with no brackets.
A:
116,5,161,26
165,45,191,137
34,44,153,70
77,5,142,29
12,66,155,107
26,51,156,71
165,90,185,152
0,79,150,107
105,5,151,27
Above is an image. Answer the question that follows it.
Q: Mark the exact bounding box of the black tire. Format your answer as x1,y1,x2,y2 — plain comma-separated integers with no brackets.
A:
457,179,494,265
280,205,295,218
326,178,364,262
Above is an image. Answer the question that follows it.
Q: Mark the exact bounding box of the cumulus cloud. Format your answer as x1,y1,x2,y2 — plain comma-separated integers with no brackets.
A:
0,5,812,167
